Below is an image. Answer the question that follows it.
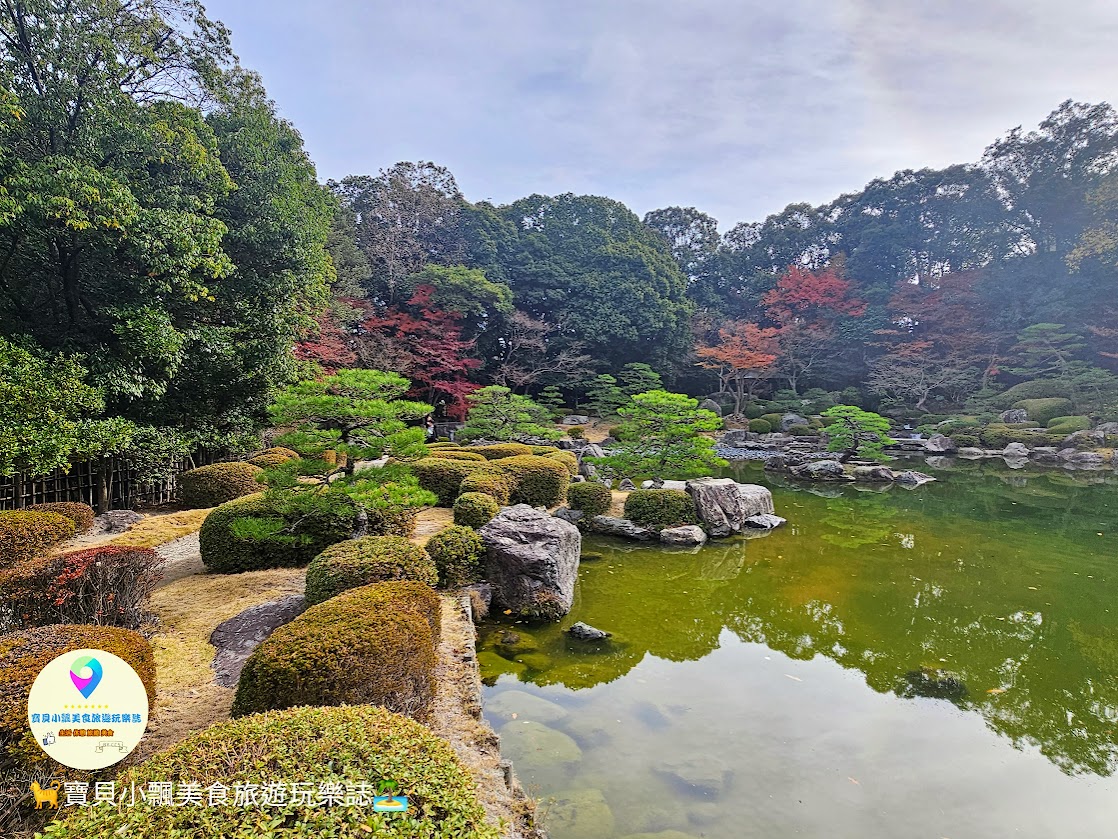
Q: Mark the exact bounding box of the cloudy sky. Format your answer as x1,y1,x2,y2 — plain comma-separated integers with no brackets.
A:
202,0,1118,229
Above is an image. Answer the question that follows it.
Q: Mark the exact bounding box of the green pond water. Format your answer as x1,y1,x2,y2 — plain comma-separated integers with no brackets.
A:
477,460,1118,839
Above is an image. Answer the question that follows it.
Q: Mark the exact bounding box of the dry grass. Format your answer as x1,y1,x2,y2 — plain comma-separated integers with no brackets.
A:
107,508,212,548
137,568,304,759
412,506,456,546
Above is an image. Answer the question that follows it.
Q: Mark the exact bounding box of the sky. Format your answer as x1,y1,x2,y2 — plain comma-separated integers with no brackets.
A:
201,0,1118,229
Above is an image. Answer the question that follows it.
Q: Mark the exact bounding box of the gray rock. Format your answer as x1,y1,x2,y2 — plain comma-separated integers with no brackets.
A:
999,408,1029,423
591,515,657,541
480,505,581,620
566,622,612,641
553,507,584,525
686,477,773,537
1030,447,1059,463
1063,429,1105,447
92,509,145,534
618,478,637,491
659,525,708,546
485,690,568,724
653,755,732,797
640,479,689,490
544,788,613,839
743,513,786,529
780,413,810,431
1057,447,1079,461
561,415,590,425
579,461,597,480
925,434,957,453
853,465,895,482
720,429,751,448
699,399,723,416
1096,422,1118,435
1067,451,1105,467
790,460,851,481
209,594,306,687
894,470,936,487
1002,442,1030,457
580,443,605,459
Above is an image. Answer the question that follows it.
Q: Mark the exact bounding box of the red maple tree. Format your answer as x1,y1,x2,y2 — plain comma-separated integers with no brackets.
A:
294,309,359,371
696,321,780,414
762,265,867,325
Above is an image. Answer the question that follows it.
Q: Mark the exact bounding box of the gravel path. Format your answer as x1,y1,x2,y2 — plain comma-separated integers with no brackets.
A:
154,533,204,588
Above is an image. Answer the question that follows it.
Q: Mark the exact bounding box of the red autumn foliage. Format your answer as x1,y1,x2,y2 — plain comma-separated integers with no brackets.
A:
762,265,867,325
294,309,359,371
697,321,780,413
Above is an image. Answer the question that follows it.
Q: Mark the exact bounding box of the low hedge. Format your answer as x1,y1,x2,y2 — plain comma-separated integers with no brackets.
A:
178,461,263,508
1013,397,1074,426
992,379,1073,407
760,413,784,430
744,405,766,419
0,546,160,630
1,624,155,776
305,537,437,606
787,424,814,436
472,442,534,460
623,489,698,530
232,581,440,720
25,502,95,534
530,445,561,455
426,525,485,588
545,449,579,475
199,493,357,573
453,492,499,528
459,468,513,505
426,449,487,462
246,446,301,469
41,705,498,839
492,455,569,507
952,433,980,448
412,458,483,506
566,426,585,439
567,482,613,517
749,419,772,433
979,425,1065,449
0,511,74,567
1047,415,1091,433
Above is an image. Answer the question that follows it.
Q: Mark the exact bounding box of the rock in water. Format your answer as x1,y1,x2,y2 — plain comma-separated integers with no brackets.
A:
485,690,568,724
853,465,895,482
1002,442,1030,457
590,516,658,541
925,434,957,452
686,477,774,537
790,460,851,481
544,788,614,839
567,622,611,641
659,525,708,546
480,505,581,620
894,470,936,487
743,513,785,529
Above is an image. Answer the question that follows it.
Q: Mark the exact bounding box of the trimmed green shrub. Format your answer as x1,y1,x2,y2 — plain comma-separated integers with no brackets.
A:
1047,415,1091,433
411,457,483,506
760,413,784,429
952,433,980,448
979,426,1064,449
305,537,436,606
453,492,499,528
232,581,440,719
530,445,561,455
744,405,766,419
426,449,487,462
607,425,627,440
25,502,95,534
42,705,498,839
246,446,301,468
567,482,612,517
199,493,357,573
427,525,486,588
0,511,74,568
787,424,814,436
1,624,155,776
472,442,534,460
492,455,569,507
178,461,263,508
1013,398,1074,426
545,449,579,475
458,468,512,506
992,379,1074,407
0,546,161,630
566,426,585,439
623,489,697,530
748,418,772,433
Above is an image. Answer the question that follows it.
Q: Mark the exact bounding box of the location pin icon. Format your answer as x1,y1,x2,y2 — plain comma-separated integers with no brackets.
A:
70,656,103,699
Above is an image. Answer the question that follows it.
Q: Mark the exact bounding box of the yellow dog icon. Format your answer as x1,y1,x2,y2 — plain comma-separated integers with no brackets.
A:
30,780,61,809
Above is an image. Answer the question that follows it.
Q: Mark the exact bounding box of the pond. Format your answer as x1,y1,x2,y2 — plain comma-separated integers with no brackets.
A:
477,460,1118,839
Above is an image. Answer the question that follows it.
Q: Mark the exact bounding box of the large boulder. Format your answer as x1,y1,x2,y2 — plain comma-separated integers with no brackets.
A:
925,434,956,453
720,429,751,448
1002,442,1030,458
998,408,1029,423
480,505,581,620
895,471,936,487
780,413,810,431
1096,422,1118,435
580,443,605,459
1063,429,1105,448
853,465,895,482
659,525,707,546
1067,451,1106,467
685,477,774,537
640,479,689,490
591,516,658,541
561,415,590,425
790,460,851,481
699,399,723,416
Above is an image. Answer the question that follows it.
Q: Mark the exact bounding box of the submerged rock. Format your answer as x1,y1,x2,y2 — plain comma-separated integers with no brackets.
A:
743,513,785,529
566,622,612,642
659,525,708,546
897,667,968,701
545,788,614,839
486,690,568,724
653,755,732,797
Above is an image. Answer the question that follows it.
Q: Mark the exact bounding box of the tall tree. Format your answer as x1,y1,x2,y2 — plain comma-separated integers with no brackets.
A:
696,321,780,414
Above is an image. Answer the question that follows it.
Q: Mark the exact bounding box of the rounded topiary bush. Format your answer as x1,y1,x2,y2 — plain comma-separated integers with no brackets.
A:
232,581,440,719
530,445,561,455
305,536,437,606
623,489,698,530
0,511,74,568
1013,397,1074,426
43,705,498,839
411,457,483,506
178,461,264,508
760,413,784,430
199,493,357,573
492,455,569,507
426,449,487,462
545,449,579,475
472,442,534,460
459,467,512,505
567,481,613,517
952,433,980,448
1047,415,1091,433
744,405,766,420
25,502,95,534
426,525,485,588
246,446,301,469
453,492,499,528
1,624,155,775
566,426,585,439
748,418,772,434
787,424,814,436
